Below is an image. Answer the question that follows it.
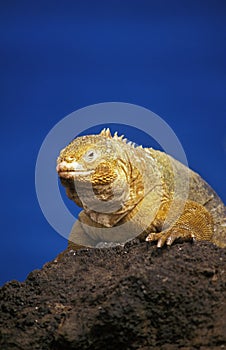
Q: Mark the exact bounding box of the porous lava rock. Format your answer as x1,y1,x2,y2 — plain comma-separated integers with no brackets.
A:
1,240,226,349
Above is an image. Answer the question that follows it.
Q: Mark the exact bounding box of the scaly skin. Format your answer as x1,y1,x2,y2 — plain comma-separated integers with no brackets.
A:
56,128,226,253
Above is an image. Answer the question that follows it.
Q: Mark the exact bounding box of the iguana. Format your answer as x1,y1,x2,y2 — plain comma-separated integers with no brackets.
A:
56,128,226,251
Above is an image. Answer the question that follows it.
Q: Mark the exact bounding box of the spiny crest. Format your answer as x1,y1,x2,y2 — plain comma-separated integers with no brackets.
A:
99,128,140,149
100,128,112,138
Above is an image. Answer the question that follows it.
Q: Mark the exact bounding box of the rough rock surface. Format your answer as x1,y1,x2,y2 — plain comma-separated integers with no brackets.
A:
0,240,226,350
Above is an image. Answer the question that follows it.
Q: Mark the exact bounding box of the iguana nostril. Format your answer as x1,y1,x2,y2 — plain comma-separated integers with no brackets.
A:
65,156,74,163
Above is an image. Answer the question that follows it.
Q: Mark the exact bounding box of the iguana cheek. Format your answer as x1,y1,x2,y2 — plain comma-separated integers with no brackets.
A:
91,163,117,185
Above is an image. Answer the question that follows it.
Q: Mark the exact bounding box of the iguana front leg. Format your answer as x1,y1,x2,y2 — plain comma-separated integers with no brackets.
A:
55,212,95,261
146,200,214,247
55,209,110,260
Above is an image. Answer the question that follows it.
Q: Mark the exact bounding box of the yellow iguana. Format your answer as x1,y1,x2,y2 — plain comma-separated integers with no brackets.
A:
56,128,226,251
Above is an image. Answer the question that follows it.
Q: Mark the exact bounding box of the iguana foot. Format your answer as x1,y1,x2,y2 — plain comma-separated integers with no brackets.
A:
146,200,214,248
146,229,195,248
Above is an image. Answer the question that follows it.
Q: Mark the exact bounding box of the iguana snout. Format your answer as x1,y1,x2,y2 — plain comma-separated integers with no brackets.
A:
56,160,95,179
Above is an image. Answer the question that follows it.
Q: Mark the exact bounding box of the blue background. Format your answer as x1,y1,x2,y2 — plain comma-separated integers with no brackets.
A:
0,0,225,285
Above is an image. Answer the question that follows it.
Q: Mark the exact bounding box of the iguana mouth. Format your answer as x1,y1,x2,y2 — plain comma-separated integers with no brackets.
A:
59,170,94,178
56,161,94,178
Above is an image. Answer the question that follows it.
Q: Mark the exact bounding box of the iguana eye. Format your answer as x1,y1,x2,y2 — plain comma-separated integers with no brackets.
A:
83,149,99,163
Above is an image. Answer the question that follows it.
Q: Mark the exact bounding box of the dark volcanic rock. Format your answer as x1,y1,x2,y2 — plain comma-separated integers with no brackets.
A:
0,240,226,349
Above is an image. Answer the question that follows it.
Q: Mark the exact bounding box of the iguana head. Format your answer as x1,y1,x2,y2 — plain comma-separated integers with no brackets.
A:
57,128,143,215
57,128,130,182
